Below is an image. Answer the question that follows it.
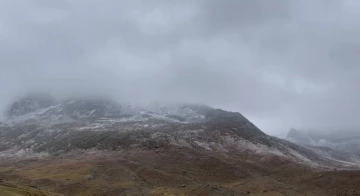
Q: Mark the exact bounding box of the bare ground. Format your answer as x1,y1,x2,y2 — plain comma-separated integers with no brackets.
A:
0,148,359,196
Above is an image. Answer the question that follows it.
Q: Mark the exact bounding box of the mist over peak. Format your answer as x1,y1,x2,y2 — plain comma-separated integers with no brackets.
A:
0,0,360,135
1,92,220,126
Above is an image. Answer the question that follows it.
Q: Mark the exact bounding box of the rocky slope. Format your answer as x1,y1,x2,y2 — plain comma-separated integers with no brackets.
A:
1,94,359,168
1,94,360,195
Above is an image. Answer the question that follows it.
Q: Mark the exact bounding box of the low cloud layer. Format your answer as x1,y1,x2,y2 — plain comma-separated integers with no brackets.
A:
1,0,360,135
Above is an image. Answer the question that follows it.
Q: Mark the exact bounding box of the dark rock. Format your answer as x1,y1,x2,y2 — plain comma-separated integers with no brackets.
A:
29,184,39,189
84,174,94,180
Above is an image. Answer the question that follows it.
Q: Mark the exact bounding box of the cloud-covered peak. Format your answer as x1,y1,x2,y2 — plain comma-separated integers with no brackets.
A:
0,0,359,135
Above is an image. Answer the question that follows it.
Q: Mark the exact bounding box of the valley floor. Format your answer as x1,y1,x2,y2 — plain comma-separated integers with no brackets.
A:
1,148,359,196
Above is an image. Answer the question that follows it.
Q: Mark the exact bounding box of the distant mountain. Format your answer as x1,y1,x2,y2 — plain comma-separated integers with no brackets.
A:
286,128,312,145
286,128,360,154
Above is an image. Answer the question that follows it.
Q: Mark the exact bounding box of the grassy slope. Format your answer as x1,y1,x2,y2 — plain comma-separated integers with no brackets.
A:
0,183,58,196
0,149,332,196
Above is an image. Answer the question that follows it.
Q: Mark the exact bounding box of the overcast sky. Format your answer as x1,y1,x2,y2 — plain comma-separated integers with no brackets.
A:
1,0,360,135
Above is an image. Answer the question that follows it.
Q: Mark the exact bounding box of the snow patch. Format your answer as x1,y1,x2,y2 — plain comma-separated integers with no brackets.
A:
194,141,212,151
0,148,48,159
221,136,285,156
76,123,105,131
167,137,192,148
6,105,60,124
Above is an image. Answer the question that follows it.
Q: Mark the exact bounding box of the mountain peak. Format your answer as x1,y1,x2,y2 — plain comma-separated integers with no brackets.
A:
286,128,313,145
5,93,57,118
3,94,216,125
286,128,303,138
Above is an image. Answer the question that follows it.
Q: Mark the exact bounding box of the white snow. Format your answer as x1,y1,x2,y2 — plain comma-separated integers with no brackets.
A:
89,109,96,116
287,149,318,165
194,141,212,151
67,100,76,104
76,123,105,131
170,138,192,148
6,105,60,124
97,116,148,123
150,132,168,139
220,136,314,160
0,148,48,159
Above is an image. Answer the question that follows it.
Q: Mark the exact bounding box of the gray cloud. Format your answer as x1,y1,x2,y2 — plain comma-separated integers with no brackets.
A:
0,0,360,135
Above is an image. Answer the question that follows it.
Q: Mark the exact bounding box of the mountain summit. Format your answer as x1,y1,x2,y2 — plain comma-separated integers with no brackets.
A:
4,93,217,125
6,93,57,118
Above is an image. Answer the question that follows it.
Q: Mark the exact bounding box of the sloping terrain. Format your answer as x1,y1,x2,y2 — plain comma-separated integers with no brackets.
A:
0,183,59,196
1,94,360,195
1,111,358,168
1,148,360,196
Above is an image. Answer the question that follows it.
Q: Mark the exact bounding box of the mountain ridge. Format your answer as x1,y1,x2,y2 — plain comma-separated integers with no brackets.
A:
1,94,360,195
1,93,360,168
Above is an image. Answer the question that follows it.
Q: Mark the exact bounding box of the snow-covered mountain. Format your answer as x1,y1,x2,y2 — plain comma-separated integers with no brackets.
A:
4,94,211,126
1,93,360,169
